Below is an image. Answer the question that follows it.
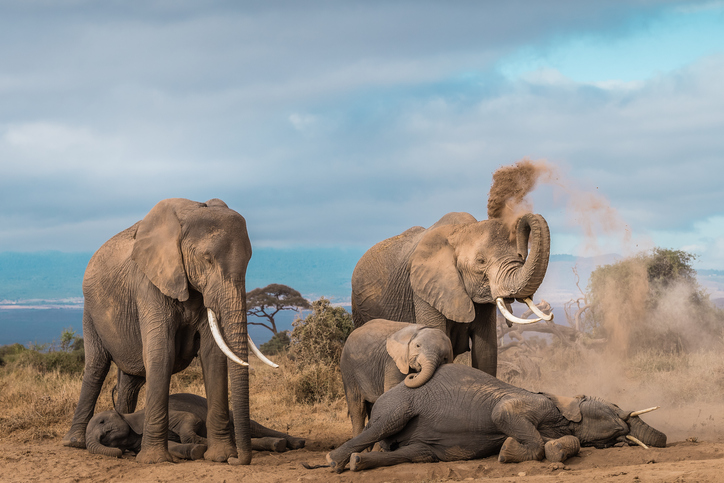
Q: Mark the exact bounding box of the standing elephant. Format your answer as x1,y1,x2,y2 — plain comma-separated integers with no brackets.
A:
62,198,276,465
351,211,551,376
340,319,454,435
326,364,666,472
85,393,305,459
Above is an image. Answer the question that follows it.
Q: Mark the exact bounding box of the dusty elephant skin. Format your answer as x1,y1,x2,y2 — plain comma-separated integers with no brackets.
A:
340,319,453,436
86,393,305,459
351,211,550,376
326,364,666,472
62,198,275,465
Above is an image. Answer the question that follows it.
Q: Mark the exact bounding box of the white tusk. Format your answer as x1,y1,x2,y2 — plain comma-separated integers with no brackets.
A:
496,298,542,325
247,334,279,368
626,435,649,449
629,406,660,418
523,297,553,321
207,308,249,366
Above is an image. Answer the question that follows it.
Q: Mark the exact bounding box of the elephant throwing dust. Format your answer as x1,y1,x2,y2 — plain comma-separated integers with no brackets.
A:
351,211,551,376
62,198,277,465
86,393,305,459
340,319,454,435
326,364,666,472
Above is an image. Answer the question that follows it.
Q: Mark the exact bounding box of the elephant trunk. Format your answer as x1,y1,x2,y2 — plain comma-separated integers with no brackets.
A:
404,353,440,388
86,436,123,458
499,213,550,299
627,416,667,448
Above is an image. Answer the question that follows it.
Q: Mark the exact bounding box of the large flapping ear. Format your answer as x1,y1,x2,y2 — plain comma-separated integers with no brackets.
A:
543,393,583,422
386,325,420,374
131,198,191,301
410,226,475,323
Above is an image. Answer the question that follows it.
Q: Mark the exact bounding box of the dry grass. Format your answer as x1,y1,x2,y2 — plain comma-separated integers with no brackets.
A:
0,354,351,447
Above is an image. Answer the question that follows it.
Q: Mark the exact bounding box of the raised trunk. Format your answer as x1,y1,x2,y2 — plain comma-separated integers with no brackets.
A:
628,416,667,448
500,213,551,298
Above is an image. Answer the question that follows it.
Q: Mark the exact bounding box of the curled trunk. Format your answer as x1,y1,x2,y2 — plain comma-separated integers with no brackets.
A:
499,213,551,299
86,438,123,458
404,354,440,388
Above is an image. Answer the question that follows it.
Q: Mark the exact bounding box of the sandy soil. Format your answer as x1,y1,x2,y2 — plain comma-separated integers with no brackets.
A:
2,434,724,482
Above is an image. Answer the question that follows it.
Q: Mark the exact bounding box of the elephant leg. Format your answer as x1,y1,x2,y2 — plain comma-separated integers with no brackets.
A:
250,420,305,450
343,383,368,437
171,412,207,445
251,437,287,452
492,399,545,463
349,443,438,471
63,311,111,448
544,435,580,462
199,336,236,462
470,304,497,376
136,323,175,464
116,370,145,413
326,397,412,472
168,441,207,460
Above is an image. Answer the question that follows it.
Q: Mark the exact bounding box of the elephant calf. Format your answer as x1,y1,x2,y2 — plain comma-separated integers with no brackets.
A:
86,393,305,459
340,319,454,435
327,364,666,472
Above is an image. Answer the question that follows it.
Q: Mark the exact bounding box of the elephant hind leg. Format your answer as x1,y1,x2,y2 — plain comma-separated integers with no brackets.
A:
116,370,145,413
350,443,438,471
249,420,305,450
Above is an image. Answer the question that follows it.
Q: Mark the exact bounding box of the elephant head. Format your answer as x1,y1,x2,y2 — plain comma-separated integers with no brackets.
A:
386,325,454,388
130,198,275,464
409,212,551,325
546,394,667,449
86,409,142,458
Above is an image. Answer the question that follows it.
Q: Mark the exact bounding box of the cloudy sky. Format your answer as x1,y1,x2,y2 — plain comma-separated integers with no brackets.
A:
1,1,723,268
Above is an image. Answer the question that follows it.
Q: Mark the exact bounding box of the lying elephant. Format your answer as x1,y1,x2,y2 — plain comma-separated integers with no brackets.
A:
341,319,453,435
326,364,665,472
86,393,305,459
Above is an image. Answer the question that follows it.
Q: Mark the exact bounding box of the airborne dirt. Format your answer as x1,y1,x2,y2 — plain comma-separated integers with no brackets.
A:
3,434,724,482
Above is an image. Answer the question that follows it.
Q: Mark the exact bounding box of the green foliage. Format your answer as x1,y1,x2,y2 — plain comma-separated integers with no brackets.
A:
289,297,353,368
0,329,85,374
284,297,353,404
247,283,312,335
259,330,291,355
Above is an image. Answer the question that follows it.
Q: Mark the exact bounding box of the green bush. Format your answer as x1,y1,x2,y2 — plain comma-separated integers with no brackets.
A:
259,330,291,355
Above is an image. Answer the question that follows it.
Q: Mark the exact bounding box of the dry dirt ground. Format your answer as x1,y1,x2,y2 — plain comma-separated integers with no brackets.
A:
2,434,724,482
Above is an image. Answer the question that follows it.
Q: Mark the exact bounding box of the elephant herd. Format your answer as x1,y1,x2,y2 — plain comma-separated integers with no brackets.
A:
61,197,666,473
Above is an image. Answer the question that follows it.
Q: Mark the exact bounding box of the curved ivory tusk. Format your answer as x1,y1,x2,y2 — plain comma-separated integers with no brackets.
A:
523,297,553,321
626,435,650,449
207,308,249,366
496,298,542,325
247,334,279,368
629,406,660,418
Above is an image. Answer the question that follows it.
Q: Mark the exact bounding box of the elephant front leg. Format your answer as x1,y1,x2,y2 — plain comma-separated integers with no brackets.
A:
349,443,438,471
544,435,580,462
250,420,306,450
168,441,207,460
199,338,236,462
492,399,545,463
136,327,176,464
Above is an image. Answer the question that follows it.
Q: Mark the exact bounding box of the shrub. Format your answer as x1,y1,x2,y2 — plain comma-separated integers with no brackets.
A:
260,330,291,355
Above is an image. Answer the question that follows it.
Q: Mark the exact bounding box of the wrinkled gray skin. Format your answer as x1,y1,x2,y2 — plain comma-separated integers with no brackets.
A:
86,394,305,459
62,198,255,465
340,320,454,436
352,212,550,376
327,364,666,472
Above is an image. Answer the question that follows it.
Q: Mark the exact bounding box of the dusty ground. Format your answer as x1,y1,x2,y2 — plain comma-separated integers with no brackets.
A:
2,434,724,482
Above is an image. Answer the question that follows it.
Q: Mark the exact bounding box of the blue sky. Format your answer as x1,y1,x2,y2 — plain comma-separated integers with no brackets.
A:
1,1,723,268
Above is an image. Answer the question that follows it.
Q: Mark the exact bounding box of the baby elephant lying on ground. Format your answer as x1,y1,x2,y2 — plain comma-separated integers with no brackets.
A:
327,364,665,472
341,319,454,435
86,393,305,459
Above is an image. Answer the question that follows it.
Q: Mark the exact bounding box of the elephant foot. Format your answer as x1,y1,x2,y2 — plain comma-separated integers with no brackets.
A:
136,447,177,464
62,427,86,449
349,453,364,472
204,441,237,462
544,436,580,463
325,451,346,474
252,437,287,453
285,435,306,450
169,442,207,460
498,436,544,464
189,444,207,461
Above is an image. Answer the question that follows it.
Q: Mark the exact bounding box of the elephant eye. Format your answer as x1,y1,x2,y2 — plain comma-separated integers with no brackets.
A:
476,256,485,265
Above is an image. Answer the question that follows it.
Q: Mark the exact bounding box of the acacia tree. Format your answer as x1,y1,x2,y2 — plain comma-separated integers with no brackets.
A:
246,283,311,335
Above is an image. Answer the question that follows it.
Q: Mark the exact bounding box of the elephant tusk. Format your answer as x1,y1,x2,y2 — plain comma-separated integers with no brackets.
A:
207,308,249,366
626,435,650,449
247,334,279,368
496,298,542,325
522,297,553,321
629,406,660,418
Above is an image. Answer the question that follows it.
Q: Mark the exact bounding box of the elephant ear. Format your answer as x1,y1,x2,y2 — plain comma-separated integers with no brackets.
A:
543,393,583,423
204,198,228,208
386,325,420,374
131,198,190,302
409,226,475,323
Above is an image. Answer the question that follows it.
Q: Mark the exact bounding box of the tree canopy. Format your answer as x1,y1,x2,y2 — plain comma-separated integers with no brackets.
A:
246,283,311,335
